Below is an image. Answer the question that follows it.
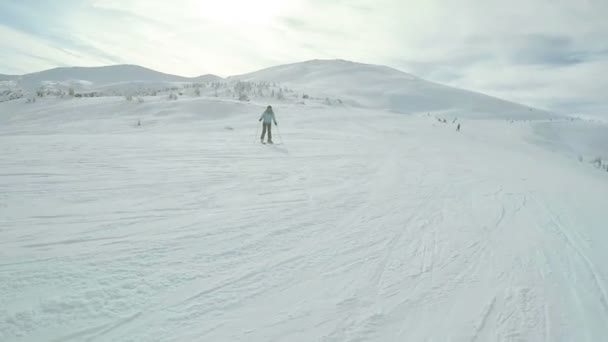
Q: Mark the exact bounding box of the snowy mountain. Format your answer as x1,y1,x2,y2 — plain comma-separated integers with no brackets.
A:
190,74,223,83
2,65,222,94
0,74,15,81
233,59,554,119
3,60,555,120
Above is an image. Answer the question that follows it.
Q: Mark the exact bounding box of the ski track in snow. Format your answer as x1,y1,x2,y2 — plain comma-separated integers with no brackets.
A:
1,97,607,341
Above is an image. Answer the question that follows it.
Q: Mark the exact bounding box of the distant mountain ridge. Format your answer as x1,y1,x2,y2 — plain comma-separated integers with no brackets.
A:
1,59,554,119
0,74,16,81
5,64,222,89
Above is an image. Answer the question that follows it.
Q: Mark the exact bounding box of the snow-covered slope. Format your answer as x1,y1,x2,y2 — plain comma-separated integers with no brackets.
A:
0,93,607,341
234,59,554,119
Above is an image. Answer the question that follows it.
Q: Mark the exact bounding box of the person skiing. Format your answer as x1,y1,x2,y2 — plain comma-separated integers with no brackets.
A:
259,105,278,144
457,123,461,132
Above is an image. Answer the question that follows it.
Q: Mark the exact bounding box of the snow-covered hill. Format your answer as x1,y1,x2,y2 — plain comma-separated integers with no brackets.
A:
0,65,222,101
234,59,554,119
3,60,556,120
1,60,607,342
0,74,16,81
16,65,221,88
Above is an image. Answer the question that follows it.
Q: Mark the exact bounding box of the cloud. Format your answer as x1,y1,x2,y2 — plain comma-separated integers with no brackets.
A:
0,24,115,74
0,0,606,116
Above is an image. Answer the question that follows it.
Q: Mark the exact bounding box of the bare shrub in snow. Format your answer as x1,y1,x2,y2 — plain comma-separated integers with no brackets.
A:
590,157,603,168
238,93,249,102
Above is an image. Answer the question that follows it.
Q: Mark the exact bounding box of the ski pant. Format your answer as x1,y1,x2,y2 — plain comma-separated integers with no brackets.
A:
261,123,272,141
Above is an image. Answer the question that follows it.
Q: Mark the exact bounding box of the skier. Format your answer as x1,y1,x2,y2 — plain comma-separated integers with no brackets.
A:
457,123,461,132
259,105,278,144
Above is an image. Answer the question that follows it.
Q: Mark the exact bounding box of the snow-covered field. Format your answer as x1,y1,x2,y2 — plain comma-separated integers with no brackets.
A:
1,63,608,341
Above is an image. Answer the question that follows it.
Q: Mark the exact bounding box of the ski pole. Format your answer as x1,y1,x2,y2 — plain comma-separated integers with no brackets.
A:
254,122,260,144
276,124,285,146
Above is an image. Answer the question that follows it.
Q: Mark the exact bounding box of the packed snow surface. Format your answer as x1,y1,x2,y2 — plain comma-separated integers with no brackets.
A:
1,61,608,342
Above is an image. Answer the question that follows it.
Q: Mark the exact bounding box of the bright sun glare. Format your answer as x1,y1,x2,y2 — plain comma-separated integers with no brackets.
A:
197,0,290,25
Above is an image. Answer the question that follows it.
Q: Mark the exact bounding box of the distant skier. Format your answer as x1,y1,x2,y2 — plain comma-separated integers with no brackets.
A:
259,105,278,144
457,123,461,132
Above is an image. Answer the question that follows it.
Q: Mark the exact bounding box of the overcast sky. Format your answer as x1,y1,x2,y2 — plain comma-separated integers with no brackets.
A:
1,0,607,115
